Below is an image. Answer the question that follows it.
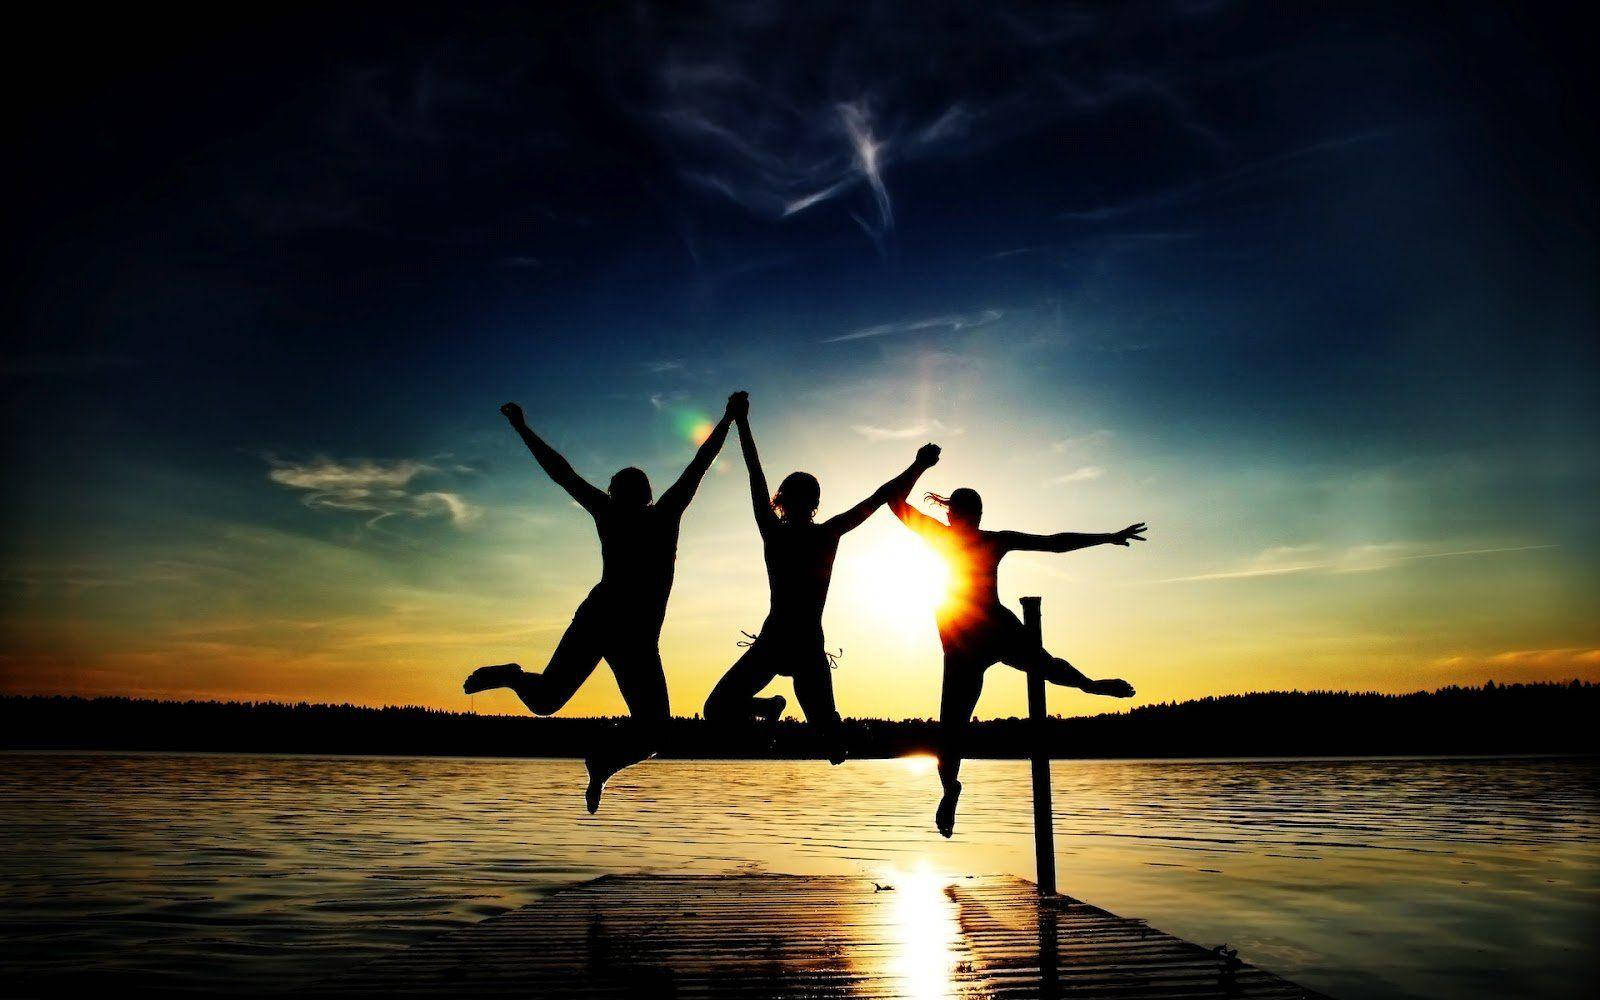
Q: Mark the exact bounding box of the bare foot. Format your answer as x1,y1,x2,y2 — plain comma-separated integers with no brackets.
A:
1089,678,1134,698
936,780,962,839
584,758,609,814
820,712,847,765
463,662,522,695
754,694,786,751
754,694,786,724
826,729,849,766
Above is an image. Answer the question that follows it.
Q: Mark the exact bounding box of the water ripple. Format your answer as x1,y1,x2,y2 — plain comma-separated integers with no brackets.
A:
0,753,1595,998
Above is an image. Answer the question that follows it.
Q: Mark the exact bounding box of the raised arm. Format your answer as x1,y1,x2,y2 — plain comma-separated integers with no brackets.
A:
500,402,607,515
732,399,775,534
886,444,949,540
996,522,1148,553
657,392,743,517
824,442,941,536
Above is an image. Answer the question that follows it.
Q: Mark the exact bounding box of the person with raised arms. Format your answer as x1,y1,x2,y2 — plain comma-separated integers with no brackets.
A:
888,479,1145,837
704,393,941,764
464,392,743,812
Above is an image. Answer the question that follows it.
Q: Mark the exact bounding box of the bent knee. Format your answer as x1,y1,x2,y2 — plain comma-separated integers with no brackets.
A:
515,677,565,716
517,682,555,715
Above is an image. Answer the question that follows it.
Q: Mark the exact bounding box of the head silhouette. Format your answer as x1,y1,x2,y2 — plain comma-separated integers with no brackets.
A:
927,487,983,529
609,467,653,509
772,471,820,523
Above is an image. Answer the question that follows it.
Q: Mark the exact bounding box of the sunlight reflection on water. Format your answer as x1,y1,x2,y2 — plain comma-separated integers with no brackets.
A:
0,753,1595,998
885,862,965,1000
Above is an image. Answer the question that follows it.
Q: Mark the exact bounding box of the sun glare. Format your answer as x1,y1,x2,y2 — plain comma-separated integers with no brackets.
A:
848,530,949,636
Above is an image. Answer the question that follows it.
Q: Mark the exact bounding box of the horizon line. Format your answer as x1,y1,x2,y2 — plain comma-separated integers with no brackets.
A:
4,677,1589,722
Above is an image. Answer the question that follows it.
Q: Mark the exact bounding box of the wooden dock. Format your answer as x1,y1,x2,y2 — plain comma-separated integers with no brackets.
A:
313,874,1329,998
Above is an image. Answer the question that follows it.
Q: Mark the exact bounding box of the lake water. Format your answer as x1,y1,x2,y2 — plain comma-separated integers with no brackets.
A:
1,753,1595,997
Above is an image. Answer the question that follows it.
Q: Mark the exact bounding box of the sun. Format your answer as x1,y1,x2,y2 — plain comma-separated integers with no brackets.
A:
897,752,937,774
844,529,949,637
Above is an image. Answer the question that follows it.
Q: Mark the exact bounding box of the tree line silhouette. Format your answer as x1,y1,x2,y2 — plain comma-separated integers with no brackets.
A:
4,680,1594,759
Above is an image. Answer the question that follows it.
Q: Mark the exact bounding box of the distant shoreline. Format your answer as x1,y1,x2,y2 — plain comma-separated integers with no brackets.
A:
4,681,1595,760
4,748,1592,765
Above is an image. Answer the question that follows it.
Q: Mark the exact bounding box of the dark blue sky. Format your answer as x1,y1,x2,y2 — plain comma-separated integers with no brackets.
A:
5,2,1596,711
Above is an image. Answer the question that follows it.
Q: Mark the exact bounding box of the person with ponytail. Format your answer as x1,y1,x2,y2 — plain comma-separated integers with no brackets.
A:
890,479,1146,837
704,393,940,763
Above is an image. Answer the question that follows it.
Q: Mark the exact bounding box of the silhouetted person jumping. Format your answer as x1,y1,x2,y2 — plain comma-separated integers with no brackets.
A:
888,482,1146,837
704,396,941,761
463,394,740,812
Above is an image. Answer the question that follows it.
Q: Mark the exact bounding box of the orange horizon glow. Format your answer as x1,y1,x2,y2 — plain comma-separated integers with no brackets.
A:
4,424,1595,721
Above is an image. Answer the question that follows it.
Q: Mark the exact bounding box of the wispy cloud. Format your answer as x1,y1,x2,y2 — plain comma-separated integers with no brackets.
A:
267,457,432,494
814,101,893,252
633,3,1231,251
823,309,1002,344
1400,544,1558,563
1053,465,1105,484
852,419,964,442
1434,648,1600,670
1158,542,1557,584
266,456,480,527
1052,429,1113,453
650,83,917,252
1492,648,1600,666
1157,562,1326,584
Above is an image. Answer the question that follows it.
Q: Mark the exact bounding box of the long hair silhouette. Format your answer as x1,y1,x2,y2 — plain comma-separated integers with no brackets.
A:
772,471,821,523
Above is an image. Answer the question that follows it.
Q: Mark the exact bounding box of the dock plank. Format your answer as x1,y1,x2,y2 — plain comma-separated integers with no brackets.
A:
313,875,1329,998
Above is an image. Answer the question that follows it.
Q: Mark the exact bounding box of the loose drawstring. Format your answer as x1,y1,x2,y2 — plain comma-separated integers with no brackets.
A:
735,629,844,670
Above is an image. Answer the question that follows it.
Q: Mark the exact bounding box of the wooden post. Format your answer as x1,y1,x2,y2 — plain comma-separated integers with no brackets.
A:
1021,595,1056,898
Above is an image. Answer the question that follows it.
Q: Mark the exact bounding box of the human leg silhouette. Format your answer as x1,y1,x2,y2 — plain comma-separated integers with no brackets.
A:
792,660,846,765
582,641,669,814
935,654,986,838
704,644,786,729
462,601,602,713
999,638,1135,698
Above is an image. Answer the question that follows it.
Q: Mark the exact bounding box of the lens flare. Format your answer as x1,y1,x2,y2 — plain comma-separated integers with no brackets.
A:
666,407,715,444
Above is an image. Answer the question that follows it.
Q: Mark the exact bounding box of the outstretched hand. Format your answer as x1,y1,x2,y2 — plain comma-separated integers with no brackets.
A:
500,402,525,426
916,442,941,467
1109,522,1147,546
726,391,749,421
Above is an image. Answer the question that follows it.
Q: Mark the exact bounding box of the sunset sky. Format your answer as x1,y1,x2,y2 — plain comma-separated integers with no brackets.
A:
4,2,1595,721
